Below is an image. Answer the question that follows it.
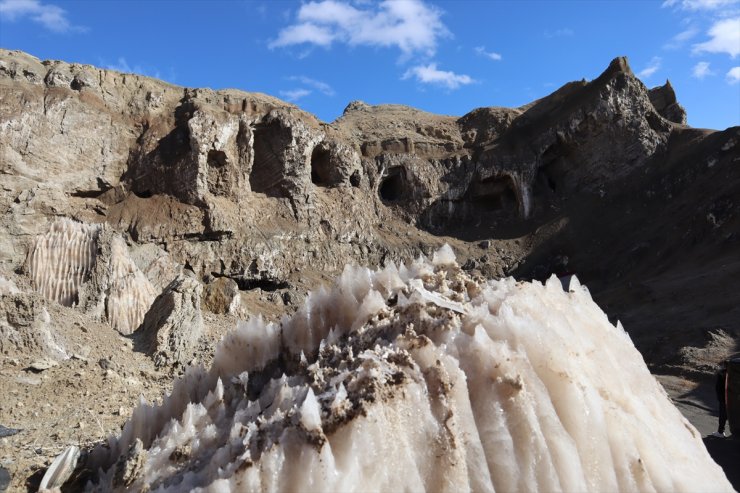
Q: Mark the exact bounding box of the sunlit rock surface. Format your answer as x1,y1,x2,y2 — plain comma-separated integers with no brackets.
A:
85,246,732,492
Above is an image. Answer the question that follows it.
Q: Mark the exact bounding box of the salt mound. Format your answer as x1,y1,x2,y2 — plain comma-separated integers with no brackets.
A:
84,246,732,492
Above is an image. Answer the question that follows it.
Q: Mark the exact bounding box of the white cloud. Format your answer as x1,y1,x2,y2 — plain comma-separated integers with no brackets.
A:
269,0,450,56
280,88,312,101
106,58,139,74
271,23,334,47
103,58,160,79
0,0,79,32
474,46,502,61
638,57,662,78
727,66,740,83
288,76,335,96
692,61,715,78
662,0,738,10
693,17,740,57
663,26,699,49
544,28,574,38
402,63,474,89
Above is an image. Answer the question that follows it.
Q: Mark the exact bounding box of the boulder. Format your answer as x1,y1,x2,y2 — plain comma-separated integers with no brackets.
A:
135,276,203,367
203,277,240,315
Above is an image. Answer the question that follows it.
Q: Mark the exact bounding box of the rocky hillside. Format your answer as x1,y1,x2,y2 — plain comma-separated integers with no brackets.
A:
0,48,738,489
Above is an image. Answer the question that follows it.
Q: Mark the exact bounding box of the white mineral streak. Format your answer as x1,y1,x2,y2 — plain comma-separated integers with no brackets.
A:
86,247,732,492
28,219,99,306
106,237,157,335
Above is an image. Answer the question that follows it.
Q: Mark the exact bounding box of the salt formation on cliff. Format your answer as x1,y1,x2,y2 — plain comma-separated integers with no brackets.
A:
27,219,99,306
27,219,156,334
105,237,157,335
82,246,731,492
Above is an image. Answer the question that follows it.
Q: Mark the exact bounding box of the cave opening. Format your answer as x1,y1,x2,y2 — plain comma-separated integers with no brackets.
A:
379,168,406,202
310,146,333,186
207,149,227,168
133,189,153,199
249,123,287,196
468,175,518,212
207,149,230,196
350,170,361,187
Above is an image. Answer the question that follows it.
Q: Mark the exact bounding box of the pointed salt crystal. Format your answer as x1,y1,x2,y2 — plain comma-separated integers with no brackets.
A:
545,274,562,291
569,275,582,292
331,383,348,413
39,445,80,490
327,327,339,345
409,279,466,314
432,244,456,266
300,388,322,431
300,351,307,365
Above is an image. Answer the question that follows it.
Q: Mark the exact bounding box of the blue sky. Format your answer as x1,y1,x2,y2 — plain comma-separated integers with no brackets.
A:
1,0,738,129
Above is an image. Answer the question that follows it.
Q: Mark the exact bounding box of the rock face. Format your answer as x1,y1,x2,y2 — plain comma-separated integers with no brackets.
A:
0,50,682,279
135,276,203,367
82,248,733,492
648,81,687,125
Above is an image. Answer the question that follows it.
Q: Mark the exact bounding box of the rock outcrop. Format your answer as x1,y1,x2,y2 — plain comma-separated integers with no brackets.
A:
134,276,203,367
0,50,684,281
25,219,157,334
26,219,100,307
648,80,687,125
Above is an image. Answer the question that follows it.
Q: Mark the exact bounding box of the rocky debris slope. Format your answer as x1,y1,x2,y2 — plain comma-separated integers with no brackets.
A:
74,248,732,492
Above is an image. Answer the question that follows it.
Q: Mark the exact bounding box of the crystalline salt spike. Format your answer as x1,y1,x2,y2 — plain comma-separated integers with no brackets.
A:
300,388,322,431
39,445,80,491
81,245,733,493
432,243,456,266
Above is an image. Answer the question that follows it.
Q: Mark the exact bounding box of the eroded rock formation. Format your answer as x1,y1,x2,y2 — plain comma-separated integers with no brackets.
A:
26,219,99,307
135,276,204,367
1,48,739,490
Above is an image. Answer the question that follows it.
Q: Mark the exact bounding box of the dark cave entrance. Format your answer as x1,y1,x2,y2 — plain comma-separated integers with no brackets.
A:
207,149,230,196
379,168,407,203
468,175,519,212
310,146,332,186
249,121,291,197
207,149,227,168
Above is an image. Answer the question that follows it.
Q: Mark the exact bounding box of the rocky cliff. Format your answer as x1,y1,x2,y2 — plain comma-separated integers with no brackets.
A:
0,48,739,490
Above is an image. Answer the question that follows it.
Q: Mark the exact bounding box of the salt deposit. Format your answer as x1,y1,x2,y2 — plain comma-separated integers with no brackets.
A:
106,236,157,335
26,220,156,334
84,246,732,492
27,219,99,306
